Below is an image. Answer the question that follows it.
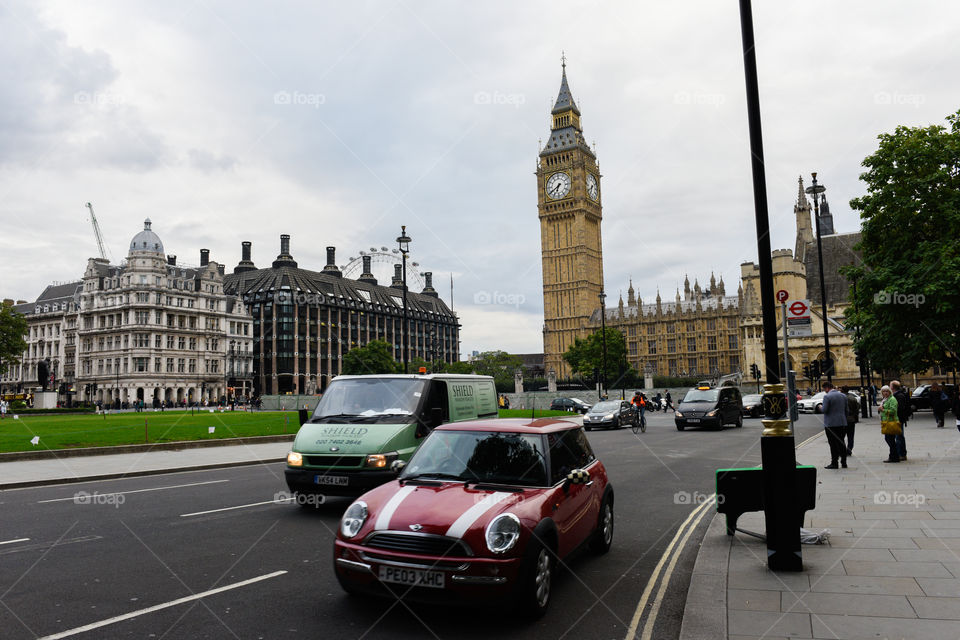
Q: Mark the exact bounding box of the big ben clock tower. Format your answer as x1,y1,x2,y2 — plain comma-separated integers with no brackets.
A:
538,59,604,379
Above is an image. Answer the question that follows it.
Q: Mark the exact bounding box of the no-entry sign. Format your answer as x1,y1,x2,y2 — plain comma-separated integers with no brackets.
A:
786,299,812,337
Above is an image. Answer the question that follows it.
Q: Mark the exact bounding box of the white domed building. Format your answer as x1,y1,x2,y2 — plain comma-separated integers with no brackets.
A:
74,219,254,407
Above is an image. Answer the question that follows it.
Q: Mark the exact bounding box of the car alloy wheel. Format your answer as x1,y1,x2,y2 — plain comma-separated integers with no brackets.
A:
533,547,552,609
591,498,614,554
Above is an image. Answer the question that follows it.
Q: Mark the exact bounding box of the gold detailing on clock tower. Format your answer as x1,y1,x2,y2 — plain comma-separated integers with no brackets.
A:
538,60,604,378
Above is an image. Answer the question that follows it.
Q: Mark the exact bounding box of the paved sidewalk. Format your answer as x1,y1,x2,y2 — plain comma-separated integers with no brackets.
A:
682,412,960,640
0,441,291,489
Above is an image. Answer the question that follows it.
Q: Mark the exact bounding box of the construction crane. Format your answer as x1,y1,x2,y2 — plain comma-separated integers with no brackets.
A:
84,202,111,261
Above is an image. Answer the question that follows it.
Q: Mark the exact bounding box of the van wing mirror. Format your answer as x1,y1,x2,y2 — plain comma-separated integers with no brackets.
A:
430,406,443,426
298,408,310,426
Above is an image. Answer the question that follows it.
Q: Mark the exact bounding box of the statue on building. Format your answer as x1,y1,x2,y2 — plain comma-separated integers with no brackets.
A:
37,359,50,391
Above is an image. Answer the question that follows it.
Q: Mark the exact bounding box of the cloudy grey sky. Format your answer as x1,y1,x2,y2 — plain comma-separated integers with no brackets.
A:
1,1,957,356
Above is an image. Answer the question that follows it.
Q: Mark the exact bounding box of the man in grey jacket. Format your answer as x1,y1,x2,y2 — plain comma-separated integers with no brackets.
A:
821,381,849,469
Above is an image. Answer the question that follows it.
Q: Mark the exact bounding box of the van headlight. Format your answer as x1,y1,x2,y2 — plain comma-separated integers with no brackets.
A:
675,411,683,418
287,451,303,467
485,513,521,554
365,452,398,468
340,501,368,539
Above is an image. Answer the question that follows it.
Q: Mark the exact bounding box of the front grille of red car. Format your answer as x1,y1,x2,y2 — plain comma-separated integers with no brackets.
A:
364,532,473,557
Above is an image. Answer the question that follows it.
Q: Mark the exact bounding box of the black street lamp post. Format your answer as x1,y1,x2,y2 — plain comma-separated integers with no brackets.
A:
805,173,831,382
738,0,801,572
396,226,412,374
599,289,607,398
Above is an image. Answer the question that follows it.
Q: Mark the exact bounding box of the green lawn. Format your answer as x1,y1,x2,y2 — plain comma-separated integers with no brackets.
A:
0,410,297,453
0,409,578,453
497,409,573,419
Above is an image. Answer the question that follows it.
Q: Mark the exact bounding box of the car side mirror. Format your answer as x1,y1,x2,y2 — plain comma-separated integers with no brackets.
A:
430,406,443,427
390,459,406,474
563,469,590,492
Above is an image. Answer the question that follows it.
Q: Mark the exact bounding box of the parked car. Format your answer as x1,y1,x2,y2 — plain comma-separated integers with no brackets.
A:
333,418,614,617
674,385,742,430
797,392,827,414
583,400,638,430
550,397,591,414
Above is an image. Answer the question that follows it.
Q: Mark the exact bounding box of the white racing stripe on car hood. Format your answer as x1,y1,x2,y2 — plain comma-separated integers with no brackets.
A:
445,492,513,539
374,485,417,531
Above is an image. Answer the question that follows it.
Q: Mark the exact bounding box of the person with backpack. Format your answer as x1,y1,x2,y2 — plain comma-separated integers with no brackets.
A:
841,385,859,456
890,380,911,461
930,382,947,428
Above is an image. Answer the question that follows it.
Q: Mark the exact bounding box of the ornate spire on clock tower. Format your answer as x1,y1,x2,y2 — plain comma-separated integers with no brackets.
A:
537,59,604,379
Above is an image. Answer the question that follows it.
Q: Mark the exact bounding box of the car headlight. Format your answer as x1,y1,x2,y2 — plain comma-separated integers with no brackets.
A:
485,513,521,554
706,409,718,417
340,500,368,538
675,411,683,417
604,413,614,420
365,452,398,468
287,451,303,467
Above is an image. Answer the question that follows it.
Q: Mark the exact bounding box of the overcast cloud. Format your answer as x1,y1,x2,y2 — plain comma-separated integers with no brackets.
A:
1,1,957,356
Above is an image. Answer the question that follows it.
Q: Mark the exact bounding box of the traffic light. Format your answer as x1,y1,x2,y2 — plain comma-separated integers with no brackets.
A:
854,352,862,369
811,360,821,380
750,363,760,379
802,364,811,380
822,358,834,378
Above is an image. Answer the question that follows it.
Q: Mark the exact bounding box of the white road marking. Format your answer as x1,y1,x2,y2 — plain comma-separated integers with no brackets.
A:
37,570,287,639
0,536,103,556
374,485,417,530
180,499,280,517
37,480,230,503
445,492,512,539
0,537,30,545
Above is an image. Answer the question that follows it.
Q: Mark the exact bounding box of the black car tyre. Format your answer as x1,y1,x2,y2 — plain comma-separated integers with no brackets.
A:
585,425,592,431
676,423,684,431
815,403,822,414
590,497,614,554
520,541,554,618
736,414,743,428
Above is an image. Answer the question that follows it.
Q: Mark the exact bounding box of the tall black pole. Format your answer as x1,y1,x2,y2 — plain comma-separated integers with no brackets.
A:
599,289,607,398
402,255,408,374
738,0,802,572
809,173,832,382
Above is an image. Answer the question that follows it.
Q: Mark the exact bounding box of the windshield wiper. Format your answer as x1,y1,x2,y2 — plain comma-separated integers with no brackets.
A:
401,472,466,484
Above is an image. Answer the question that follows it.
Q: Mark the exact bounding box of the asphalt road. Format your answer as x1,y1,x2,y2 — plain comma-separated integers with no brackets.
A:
0,412,831,640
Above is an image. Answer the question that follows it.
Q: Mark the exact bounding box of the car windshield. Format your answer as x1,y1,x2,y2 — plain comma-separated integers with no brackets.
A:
682,388,719,403
742,395,763,404
591,401,621,412
311,377,427,423
401,430,548,487
911,387,927,397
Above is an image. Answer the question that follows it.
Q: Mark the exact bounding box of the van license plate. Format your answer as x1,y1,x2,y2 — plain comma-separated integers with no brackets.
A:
379,566,445,589
687,419,700,423
314,475,348,486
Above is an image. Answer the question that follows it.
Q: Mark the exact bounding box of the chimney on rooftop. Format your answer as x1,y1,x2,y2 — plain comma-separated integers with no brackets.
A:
321,246,342,277
358,255,377,285
234,241,256,274
391,263,403,288
167,255,177,266
200,249,210,266
272,234,298,268
421,272,438,297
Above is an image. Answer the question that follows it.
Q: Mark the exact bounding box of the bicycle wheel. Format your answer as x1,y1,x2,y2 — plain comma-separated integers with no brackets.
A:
631,416,641,435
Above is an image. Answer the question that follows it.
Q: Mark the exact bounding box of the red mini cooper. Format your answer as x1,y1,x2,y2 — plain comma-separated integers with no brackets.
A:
333,418,614,616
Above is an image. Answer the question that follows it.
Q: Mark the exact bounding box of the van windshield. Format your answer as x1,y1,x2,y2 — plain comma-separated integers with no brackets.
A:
312,378,428,423
682,388,719,403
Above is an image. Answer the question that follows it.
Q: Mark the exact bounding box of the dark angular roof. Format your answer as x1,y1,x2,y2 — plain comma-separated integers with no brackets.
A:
804,232,862,306
37,282,82,302
540,126,595,157
552,67,580,116
223,266,457,320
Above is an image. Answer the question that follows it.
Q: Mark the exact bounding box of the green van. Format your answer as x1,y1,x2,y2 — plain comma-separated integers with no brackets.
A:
284,374,498,497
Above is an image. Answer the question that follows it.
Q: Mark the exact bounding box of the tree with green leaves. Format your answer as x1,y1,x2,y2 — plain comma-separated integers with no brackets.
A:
0,303,27,376
466,350,523,390
563,328,629,387
341,340,397,375
842,109,960,374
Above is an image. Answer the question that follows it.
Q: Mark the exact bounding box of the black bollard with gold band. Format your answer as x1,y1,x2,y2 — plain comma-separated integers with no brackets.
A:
761,383,802,571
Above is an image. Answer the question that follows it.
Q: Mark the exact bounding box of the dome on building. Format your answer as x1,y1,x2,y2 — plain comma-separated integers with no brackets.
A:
129,218,164,254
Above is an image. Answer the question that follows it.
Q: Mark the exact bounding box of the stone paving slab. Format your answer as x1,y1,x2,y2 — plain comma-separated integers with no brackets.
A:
681,413,960,638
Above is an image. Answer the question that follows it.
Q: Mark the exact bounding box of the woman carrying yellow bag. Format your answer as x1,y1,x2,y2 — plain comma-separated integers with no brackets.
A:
880,385,901,463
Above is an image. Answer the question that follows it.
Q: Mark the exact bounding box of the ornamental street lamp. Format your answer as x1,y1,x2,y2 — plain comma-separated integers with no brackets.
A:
805,172,832,382
599,289,607,398
396,226,412,374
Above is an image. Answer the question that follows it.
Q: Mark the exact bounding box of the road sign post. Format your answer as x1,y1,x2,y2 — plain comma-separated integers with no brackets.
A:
786,299,812,338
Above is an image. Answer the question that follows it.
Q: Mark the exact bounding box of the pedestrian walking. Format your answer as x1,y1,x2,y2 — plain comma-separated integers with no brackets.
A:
821,381,848,468
868,384,878,407
891,380,911,460
0,399,7,419
930,382,947,428
663,390,674,412
841,385,859,456
879,385,901,462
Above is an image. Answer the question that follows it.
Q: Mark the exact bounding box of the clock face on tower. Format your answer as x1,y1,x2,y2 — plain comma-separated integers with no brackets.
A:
586,174,599,201
546,172,571,200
